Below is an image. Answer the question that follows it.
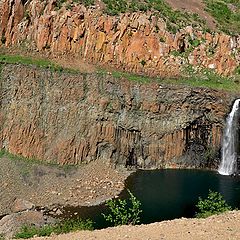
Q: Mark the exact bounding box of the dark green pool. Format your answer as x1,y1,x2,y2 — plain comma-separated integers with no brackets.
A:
61,169,240,229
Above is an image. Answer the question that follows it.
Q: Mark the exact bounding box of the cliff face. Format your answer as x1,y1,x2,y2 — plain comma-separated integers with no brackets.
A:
0,64,235,168
0,0,239,77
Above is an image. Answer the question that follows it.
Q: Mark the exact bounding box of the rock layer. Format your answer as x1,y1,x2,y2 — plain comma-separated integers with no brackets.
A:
0,0,239,77
0,64,236,168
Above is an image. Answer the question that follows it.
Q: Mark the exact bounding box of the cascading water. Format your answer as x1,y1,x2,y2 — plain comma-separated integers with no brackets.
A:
218,99,240,176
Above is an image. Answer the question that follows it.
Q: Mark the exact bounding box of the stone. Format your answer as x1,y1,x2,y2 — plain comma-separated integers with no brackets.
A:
56,209,63,215
11,199,35,213
0,211,46,239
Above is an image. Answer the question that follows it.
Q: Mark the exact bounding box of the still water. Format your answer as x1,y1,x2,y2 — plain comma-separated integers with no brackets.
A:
62,169,240,229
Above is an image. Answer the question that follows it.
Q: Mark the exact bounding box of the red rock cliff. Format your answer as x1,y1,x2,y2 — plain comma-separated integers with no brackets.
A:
0,0,239,77
0,64,235,168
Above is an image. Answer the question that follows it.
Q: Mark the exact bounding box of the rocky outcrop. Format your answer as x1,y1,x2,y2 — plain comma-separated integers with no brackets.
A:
0,0,239,77
11,198,35,213
0,64,236,168
0,210,54,239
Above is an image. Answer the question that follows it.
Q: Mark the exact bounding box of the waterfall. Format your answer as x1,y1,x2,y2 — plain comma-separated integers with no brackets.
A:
218,99,240,175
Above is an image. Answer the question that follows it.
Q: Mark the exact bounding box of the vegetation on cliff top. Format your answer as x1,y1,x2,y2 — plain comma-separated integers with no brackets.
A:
0,54,79,74
204,0,240,35
56,0,207,33
0,53,240,93
55,0,240,34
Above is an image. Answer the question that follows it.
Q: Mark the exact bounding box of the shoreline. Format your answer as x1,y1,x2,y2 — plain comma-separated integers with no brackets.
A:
0,155,132,217
0,152,221,217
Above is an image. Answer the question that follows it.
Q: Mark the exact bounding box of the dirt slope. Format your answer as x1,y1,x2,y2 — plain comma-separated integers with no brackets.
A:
166,0,216,29
0,155,129,216
31,210,240,240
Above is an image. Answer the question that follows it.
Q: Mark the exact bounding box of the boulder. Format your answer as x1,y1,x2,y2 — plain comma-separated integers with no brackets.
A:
11,198,35,213
0,210,46,239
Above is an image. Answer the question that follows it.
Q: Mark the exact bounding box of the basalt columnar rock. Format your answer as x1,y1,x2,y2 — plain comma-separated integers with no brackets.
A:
0,64,236,168
0,0,239,77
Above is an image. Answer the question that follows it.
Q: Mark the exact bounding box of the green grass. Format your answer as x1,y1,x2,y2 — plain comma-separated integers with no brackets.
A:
15,218,93,239
0,149,78,173
50,0,207,33
204,0,240,34
101,0,206,32
97,68,151,83
164,75,239,92
22,0,240,34
0,54,59,69
54,0,240,34
0,54,79,73
98,67,240,92
162,67,240,92
1,53,239,93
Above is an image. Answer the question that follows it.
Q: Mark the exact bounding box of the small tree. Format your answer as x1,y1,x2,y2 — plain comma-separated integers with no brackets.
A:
102,190,142,226
195,190,232,218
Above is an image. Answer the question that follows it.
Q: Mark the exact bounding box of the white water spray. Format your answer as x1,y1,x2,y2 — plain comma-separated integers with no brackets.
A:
218,99,240,175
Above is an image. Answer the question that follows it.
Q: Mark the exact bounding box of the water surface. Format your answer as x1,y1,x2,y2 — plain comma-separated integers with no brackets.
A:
125,169,240,224
61,169,240,228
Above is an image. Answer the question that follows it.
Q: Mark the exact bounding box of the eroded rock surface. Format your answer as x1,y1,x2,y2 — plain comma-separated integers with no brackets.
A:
0,64,236,168
0,0,239,76
0,210,51,239
11,198,35,213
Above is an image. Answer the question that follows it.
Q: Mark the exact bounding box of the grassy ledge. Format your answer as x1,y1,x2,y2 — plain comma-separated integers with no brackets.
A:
0,149,78,172
0,54,79,74
97,67,240,92
1,54,239,92
164,71,240,92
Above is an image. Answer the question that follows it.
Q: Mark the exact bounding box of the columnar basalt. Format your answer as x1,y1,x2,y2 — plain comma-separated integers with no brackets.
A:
0,0,239,77
0,65,234,168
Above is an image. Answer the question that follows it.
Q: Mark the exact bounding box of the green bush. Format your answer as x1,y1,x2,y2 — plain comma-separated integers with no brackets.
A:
0,234,5,240
15,218,93,239
195,190,232,218
102,189,142,226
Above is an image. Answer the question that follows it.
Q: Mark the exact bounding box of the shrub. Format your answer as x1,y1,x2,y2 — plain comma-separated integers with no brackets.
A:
15,218,93,239
102,189,142,226
195,190,232,218
0,234,5,240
